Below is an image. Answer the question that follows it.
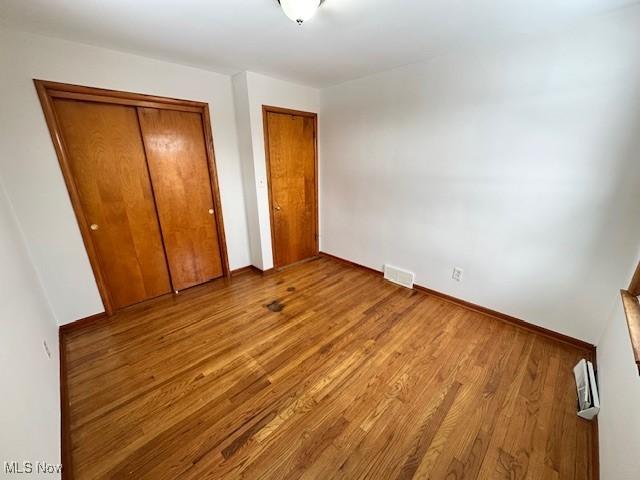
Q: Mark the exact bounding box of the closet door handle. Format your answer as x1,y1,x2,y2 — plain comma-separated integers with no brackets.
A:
208,209,214,215
90,224,99,231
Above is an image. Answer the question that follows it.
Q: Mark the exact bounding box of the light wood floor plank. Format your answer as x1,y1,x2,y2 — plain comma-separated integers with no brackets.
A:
62,256,595,479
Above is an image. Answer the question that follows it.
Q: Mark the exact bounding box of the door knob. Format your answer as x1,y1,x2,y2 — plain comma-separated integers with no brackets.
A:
275,205,282,211
90,224,99,231
208,209,214,215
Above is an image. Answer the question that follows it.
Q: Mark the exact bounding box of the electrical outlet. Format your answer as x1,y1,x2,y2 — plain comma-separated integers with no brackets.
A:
452,267,464,282
42,339,52,359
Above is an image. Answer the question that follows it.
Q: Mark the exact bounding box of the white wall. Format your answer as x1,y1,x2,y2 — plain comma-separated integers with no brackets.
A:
0,177,61,478
232,72,263,268
0,28,251,325
597,284,640,479
319,7,640,344
234,72,320,270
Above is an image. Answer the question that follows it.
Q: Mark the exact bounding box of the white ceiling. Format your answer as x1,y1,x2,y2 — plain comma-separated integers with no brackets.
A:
1,0,637,87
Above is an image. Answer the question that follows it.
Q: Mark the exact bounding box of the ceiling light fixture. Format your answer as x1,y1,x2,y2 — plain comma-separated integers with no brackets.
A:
277,0,321,25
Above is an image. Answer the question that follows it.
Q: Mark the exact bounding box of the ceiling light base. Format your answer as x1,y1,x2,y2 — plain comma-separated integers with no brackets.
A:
277,0,323,25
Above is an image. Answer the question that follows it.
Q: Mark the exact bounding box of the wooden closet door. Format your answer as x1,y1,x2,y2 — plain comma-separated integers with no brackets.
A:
137,108,223,291
265,110,318,268
53,99,172,309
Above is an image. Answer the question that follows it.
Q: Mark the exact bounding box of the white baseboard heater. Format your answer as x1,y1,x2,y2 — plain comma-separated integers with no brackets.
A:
573,359,600,420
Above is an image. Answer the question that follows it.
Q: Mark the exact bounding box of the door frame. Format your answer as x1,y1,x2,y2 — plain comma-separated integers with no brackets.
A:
34,79,231,314
262,105,319,269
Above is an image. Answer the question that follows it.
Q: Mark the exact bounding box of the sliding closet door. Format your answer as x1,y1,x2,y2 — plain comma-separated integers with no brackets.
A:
53,99,172,309
137,108,223,291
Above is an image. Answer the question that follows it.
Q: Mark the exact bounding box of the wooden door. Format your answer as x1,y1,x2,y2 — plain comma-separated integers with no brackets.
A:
53,99,172,309
137,108,223,291
264,107,318,268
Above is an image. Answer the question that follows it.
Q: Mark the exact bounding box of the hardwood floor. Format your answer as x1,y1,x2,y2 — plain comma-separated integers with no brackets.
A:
62,256,596,479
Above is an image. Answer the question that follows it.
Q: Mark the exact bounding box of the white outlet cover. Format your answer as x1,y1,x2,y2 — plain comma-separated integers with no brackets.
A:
452,267,464,282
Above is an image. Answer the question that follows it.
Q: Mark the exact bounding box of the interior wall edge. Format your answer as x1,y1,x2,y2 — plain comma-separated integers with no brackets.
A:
232,70,264,269
320,250,596,350
0,173,61,326
235,71,321,271
317,7,640,344
0,171,61,472
0,27,252,324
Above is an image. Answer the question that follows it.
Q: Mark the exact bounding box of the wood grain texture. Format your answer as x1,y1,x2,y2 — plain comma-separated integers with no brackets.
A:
59,328,73,480
35,79,231,313
629,263,640,297
59,312,108,335
36,79,209,112
53,99,172,309
138,107,223,291
61,256,595,479
320,251,595,354
201,105,231,280
264,106,318,268
621,289,640,375
230,265,261,277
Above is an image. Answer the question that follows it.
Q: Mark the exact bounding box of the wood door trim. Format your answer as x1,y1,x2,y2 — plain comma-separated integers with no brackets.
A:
202,105,231,280
47,90,204,113
34,79,231,315
629,261,640,297
34,80,115,314
262,105,319,269
263,105,318,118
39,80,209,111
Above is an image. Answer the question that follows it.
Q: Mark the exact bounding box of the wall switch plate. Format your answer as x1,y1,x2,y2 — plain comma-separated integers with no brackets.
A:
452,267,464,282
43,339,52,359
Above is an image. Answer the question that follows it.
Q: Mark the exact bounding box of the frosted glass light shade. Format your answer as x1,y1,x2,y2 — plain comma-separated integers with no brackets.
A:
279,0,321,25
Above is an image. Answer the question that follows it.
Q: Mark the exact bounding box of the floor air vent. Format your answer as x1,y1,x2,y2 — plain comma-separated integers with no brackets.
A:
383,264,415,289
